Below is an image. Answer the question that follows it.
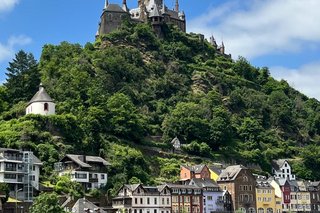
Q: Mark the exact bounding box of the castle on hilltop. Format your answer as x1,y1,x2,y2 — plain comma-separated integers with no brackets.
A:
97,0,186,37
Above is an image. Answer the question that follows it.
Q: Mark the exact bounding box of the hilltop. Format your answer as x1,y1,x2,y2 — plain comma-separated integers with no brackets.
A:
1,23,320,195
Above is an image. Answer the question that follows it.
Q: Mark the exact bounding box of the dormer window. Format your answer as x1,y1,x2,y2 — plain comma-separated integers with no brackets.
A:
285,163,287,167
44,103,49,111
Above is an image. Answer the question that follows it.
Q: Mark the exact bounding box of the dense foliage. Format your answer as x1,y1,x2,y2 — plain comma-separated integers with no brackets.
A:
1,23,320,195
30,192,67,213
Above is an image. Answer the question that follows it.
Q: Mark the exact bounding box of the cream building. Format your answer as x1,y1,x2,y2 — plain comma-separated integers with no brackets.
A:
26,83,55,115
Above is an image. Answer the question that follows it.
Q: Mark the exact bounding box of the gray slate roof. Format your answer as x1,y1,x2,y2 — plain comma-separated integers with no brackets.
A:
105,4,126,13
182,165,206,174
190,178,220,188
64,154,111,168
28,84,53,105
0,148,42,165
218,165,247,181
72,198,106,213
271,159,287,171
149,4,162,17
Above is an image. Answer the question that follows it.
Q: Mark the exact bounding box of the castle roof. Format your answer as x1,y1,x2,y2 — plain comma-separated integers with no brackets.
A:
149,4,162,17
28,84,54,106
104,4,126,13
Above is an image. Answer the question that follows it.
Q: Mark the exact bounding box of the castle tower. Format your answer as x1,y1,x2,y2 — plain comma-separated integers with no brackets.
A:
175,0,179,12
104,0,108,9
26,83,55,116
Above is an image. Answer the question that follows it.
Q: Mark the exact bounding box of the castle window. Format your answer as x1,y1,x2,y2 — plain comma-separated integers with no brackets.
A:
44,103,49,111
108,14,112,20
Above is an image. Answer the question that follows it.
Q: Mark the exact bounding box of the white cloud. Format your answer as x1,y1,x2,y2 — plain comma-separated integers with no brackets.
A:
0,0,20,12
270,62,320,100
0,35,32,62
188,0,320,59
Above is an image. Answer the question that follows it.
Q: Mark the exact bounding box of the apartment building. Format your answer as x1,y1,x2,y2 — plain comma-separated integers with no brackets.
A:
0,148,42,201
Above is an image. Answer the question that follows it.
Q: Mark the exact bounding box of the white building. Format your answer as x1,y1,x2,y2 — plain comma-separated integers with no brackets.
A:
26,83,55,115
0,148,42,201
113,184,171,213
189,178,231,213
54,154,110,190
271,159,296,180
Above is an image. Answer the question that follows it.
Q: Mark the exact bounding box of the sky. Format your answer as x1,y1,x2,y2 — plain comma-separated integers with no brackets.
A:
0,0,320,100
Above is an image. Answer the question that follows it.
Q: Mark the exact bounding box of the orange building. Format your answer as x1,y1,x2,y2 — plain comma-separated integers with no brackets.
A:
180,165,210,181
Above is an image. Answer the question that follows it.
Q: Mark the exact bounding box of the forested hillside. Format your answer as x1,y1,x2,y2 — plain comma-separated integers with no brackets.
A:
1,22,320,194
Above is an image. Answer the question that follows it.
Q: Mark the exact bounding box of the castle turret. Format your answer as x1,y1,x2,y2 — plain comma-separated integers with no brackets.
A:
210,35,217,48
175,0,179,12
122,0,129,12
26,83,55,116
220,41,225,54
104,0,108,9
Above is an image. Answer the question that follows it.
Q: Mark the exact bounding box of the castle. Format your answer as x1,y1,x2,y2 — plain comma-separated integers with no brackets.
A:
97,0,186,37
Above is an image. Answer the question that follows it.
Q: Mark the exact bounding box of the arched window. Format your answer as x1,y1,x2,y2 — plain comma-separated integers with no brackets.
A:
258,208,264,213
267,208,273,213
44,103,49,111
249,208,256,213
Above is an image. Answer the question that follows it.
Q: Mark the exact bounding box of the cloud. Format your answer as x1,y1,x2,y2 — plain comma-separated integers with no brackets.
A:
0,35,32,62
188,0,320,59
0,0,20,12
270,62,320,100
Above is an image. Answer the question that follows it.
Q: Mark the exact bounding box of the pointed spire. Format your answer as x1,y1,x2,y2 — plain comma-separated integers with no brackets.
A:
175,0,179,12
122,0,129,12
104,0,108,9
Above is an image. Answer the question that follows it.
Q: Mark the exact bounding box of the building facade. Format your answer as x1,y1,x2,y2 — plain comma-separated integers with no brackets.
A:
168,184,203,213
271,159,296,181
217,165,256,213
26,83,55,116
112,184,171,213
180,165,210,181
189,178,231,213
308,181,320,212
97,0,186,37
256,180,277,213
54,154,110,190
0,148,42,201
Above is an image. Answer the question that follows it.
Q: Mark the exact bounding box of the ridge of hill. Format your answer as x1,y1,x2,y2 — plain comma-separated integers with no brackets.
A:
1,23,320,194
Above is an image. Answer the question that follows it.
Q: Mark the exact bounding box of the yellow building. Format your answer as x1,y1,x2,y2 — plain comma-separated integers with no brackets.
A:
256,180,277,213
208,165,223,181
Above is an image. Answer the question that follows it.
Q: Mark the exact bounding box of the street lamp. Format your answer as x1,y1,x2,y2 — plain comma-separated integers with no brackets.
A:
15,188,23,213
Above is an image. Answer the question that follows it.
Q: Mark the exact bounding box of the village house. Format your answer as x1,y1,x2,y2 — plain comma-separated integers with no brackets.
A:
167,183,203,213
208,165,223,182
271,159,296,181
54,154,110,190
189,178,231,213
256,179,278,213
217,165,256,213
307,181,320,212
180,165,210,181
112,183,171,213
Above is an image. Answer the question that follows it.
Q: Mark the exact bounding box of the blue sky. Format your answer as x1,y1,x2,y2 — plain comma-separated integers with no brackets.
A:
1,0,320,100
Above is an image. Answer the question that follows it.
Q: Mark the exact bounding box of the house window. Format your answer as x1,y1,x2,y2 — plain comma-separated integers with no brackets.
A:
167,198,170,204
162,198,165,204
248,208,256,213
207,196,213,200
101,174,105,179
154,210,157,213
154,198,157,204
44,103,49,111
147,197,150,204
140,198,143,204
135,198,138,204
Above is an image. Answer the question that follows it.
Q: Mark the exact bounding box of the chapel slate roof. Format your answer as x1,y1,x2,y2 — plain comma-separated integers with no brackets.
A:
28,84,53,105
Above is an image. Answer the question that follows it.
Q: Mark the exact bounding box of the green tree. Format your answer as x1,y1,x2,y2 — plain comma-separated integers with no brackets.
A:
54,175,84,199
30,192,67,213
4,50,40,103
